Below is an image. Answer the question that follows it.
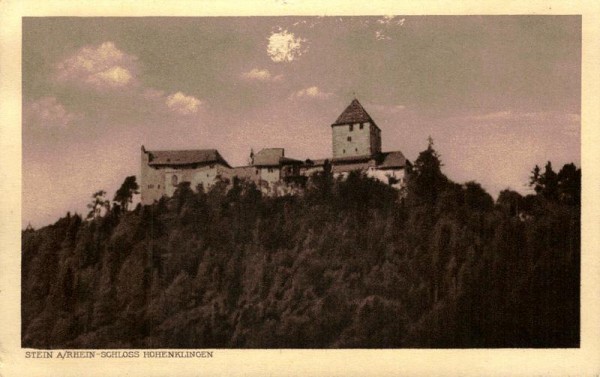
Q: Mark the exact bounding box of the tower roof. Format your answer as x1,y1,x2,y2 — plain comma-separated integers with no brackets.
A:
332,99,375,126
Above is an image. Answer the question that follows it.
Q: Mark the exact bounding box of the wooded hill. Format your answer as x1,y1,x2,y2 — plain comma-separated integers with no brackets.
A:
22,143,580,348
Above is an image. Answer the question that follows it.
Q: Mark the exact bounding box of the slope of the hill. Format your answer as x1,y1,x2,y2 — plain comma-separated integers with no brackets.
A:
21,161,580,348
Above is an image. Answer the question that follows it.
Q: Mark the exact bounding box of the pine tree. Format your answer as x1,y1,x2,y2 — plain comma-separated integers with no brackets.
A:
408,137,447,205
114,176,139,212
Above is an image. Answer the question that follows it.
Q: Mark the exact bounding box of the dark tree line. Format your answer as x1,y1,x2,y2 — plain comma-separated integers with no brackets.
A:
22,142,580,348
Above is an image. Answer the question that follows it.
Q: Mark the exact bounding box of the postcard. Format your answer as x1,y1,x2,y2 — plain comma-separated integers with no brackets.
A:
1,1,599,376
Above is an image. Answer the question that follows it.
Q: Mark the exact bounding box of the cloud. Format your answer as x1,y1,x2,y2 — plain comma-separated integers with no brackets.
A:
267,29,307,63
56,41,137,89
289,86,333,100
165,92,202,115
25,97,80,128
241,68,283,82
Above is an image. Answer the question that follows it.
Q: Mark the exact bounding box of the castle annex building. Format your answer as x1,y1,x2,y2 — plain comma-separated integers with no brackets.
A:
141,99,411,205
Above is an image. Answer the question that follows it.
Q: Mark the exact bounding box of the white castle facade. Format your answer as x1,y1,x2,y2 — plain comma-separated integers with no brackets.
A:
140,99,411,205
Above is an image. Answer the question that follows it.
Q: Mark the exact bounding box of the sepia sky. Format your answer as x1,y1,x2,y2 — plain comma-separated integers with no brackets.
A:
22,16,581,228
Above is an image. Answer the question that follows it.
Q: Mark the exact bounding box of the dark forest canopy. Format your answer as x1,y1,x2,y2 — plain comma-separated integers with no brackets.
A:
22,143,580,348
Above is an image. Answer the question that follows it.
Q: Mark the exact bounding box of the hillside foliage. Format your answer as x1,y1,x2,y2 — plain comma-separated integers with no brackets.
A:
22,146,580,348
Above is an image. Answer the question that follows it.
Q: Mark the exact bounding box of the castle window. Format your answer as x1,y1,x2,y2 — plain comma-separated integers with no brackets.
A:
355,148,358,152
360,123,364,130
349,124,353,132
148,184,154,189
343,149,346,154
268,168,274,173
347,136,352,142
171,175,178,186
255,169,259,174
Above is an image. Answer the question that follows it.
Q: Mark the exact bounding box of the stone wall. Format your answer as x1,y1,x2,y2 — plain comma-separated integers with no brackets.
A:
332,122,373,158
259,167,280,184
141,149,166,205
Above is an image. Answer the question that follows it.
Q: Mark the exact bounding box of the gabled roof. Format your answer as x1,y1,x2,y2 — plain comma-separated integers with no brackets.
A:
253,148,302,167
377,151,407,169
304,151,408,169
332,154,374,164
280,156,303,165
303,155,374,167
332,99,375,126
253,148,284,167
146,149,231,168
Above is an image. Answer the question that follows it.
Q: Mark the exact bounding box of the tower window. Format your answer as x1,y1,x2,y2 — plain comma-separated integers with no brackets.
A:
343,149,346,154
171,175,178,186
360,123,364,130
347,136,352,142
349,124,353,132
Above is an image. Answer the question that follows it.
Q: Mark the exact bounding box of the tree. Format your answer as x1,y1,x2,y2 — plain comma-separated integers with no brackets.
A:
542,162,559,201
86,190,110,220
113,176,139,212
408,137,447,205
530,162,579,204
557,163,581,205
530,165,542,194
496,189,523,217
463,181,494,212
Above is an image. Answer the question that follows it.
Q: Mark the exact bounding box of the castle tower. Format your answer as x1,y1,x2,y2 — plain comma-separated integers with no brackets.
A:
331,99,382,158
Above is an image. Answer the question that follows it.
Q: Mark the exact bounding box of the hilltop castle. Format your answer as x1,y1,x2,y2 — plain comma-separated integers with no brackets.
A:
140,99,411,205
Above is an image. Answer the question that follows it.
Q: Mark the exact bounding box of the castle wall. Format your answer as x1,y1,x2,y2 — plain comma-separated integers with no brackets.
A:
301,166,324,176
259,167,280,184
141,147,232,204
370,124,382,154
141,150,166,205
332,122,373,158
332,160,376,174
367,167,406,188
228,166,260,183
164,164,224,196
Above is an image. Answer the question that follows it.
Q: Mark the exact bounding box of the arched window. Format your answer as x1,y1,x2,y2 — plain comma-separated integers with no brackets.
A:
171,175,178,186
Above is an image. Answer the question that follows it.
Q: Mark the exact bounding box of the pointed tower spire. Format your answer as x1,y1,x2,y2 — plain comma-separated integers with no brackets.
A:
332,98,374,125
